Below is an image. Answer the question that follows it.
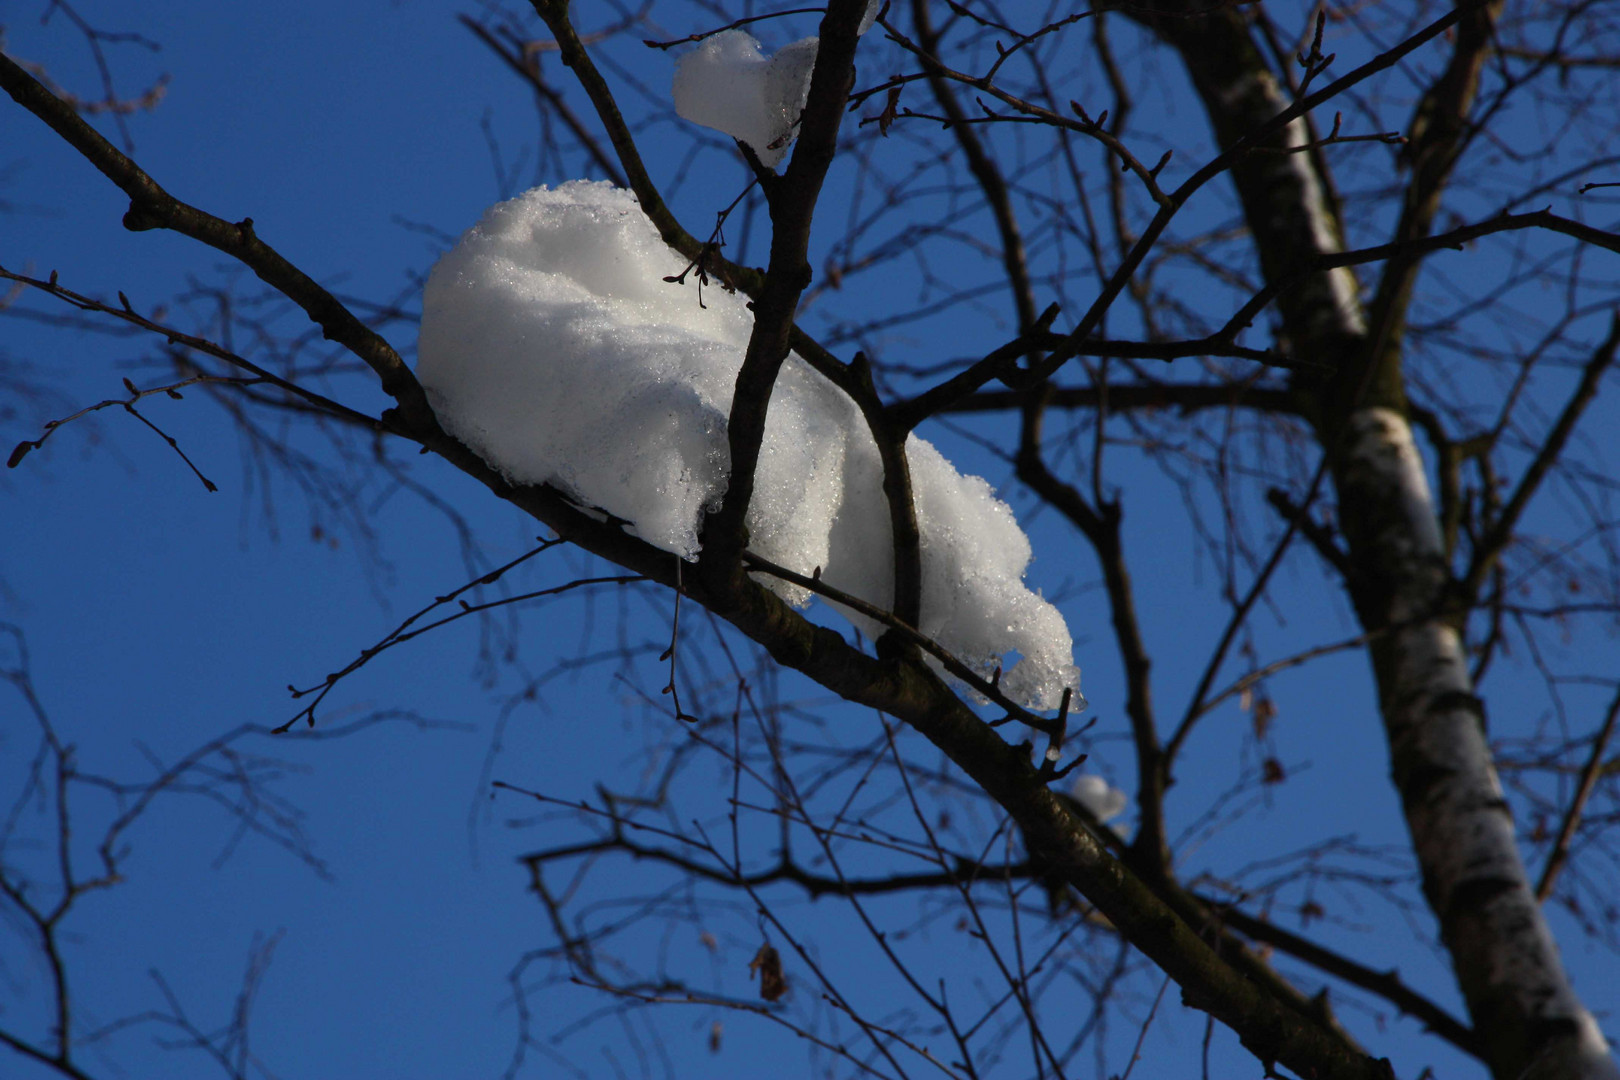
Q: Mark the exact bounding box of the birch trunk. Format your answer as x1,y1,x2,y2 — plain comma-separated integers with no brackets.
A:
1122,4,1619,1076
1336,409,1615,1080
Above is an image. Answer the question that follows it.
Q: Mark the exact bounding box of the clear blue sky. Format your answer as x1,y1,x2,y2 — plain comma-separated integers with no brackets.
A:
3,2,1615,1079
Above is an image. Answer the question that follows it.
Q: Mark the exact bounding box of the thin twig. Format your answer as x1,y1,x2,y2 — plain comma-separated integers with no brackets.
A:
1535,683,1620,900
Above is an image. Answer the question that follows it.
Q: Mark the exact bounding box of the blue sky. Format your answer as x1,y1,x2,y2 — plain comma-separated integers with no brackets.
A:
3,2,1617,1079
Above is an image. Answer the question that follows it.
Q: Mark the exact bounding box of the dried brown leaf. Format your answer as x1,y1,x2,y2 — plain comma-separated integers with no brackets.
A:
747,942,787,1002
1253,695,1278,739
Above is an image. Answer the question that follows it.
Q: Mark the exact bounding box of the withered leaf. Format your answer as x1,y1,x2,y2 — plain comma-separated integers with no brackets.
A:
878,84,902,136
747,942,787,1002
1252,695,1278,739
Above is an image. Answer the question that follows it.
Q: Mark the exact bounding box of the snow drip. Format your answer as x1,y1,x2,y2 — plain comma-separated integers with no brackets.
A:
416,181,1080,709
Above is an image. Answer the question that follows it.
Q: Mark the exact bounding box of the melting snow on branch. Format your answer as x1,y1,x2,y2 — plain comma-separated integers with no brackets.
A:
671,2,881,167
417,181,1080,709
673,33,820,168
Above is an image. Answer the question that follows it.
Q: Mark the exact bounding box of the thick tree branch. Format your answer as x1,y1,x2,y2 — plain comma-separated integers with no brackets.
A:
529,1,759,290
880,1,1479,391
1361,0,1504,394
846,354,925,629
0,48,434,435
699,0,868,579
1122,3,1617,1071
6,11,1536,1078
740,550,1049,733
1197,894,1478,1058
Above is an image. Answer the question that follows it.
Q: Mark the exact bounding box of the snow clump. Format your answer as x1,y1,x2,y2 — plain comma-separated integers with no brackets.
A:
1069,775,1128,822
673,33,820,168
416,180,1080,710
671,2,882,167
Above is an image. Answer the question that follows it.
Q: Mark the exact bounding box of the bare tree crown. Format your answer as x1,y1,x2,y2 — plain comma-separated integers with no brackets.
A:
3,1,1619,1078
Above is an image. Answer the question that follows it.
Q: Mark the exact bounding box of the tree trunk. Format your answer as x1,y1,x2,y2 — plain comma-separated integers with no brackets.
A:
1123,4,1618,1076
1335,407,1615,1080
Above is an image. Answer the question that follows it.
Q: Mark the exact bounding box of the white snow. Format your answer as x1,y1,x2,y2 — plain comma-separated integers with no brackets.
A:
671,2,882,167
416,181,1080,709
1070,774,1127,822
673,32,819,168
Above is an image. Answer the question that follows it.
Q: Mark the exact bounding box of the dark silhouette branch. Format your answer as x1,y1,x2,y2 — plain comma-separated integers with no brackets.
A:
1535,682,1620,901
0,50,434,435
458,15,627,187
940,380,1298,417
1196,894,1478,1058
698,0,868,579
1215,214,1620,347
517,789,1474,1062
1015,401,1170,875
1464,312,1620,599
739,549,1055,734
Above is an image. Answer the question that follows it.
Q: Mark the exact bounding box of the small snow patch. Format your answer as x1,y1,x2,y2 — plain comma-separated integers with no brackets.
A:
1070,775,1127,822
671,2,882,167
673,32,819,168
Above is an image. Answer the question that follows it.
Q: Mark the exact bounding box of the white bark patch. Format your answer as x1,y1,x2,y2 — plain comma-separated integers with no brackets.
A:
1572,1014,1620,1079
1283,118,1365,336
1222,65,1366,339
1212,67,1266,110
1344,408,1446,619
